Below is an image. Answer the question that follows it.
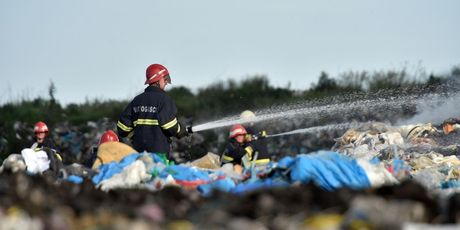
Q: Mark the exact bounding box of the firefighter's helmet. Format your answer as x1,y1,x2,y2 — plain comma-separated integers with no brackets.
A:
240,110,256,122
99,130,119,145
229,124,247,138
34,121,49,135
145,64,171,85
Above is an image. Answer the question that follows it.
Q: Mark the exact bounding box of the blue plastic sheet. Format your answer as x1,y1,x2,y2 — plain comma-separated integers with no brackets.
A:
288,151,371,191
197,178,236,196
67,175,83,184
91,153,173,185
160,165,212,181
88,151,373,194
231,179,290,194
277,156,295,169
92,153,141,184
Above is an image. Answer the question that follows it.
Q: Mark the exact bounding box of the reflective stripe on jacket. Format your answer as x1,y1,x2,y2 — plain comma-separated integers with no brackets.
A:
117,85,183,153
245,125,271,161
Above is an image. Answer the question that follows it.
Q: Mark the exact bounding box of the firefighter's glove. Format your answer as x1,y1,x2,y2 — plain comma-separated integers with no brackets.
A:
177,123,190,138
259,130,268,139
244,134,252,142
252,131,267,140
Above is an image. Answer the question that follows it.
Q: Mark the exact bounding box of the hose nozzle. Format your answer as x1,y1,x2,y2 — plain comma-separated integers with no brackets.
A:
186,125,193,134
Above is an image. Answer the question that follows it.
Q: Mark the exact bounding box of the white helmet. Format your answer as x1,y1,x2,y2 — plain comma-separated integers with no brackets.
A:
240,110,256,122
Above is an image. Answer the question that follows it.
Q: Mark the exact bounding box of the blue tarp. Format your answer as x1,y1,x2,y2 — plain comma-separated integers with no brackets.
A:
86,151,372,194
286,151,371,191
92,153,142,184
91,153,172,185
196,151,371,194
231,179,290,194
198,178,236,196
159,165,212,181
67,175,83,184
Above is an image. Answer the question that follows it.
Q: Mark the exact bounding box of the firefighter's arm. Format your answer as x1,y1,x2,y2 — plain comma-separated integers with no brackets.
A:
221,144,238,164
117,105,134,138
54,152,63,161
160,118,189,138
221,149,234,164
244,145,254,161
159,97,191,138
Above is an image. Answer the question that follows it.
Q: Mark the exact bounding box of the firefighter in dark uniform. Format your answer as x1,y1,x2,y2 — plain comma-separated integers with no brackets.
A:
30,121,63,177
240,110,271,165
117,64,191,159
221,124,255,166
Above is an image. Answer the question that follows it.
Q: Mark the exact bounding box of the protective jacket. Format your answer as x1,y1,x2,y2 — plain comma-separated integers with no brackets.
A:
31,139,62,161
245,125,271,164
221,139,255,166
31,138,57,152
29,139,63,178
117,85,187,154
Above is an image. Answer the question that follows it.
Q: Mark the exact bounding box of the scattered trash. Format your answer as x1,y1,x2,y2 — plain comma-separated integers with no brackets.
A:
2,118,460,228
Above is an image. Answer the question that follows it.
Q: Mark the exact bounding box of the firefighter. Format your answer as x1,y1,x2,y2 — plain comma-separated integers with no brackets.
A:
117,64,191,160
221,124,254,166
31,122,55,150
30,121,63,177
31,121,62,161
240,110,271,165
89,130,138,169
84,130,119,168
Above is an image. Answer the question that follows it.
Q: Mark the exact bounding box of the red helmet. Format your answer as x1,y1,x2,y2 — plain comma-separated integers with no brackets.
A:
145,64,171,85
34,121,49,134
229,124,247,139
99,130,119,145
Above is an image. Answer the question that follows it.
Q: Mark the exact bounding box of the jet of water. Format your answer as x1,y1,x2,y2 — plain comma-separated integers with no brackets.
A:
266,122,361,138
191,89,453,133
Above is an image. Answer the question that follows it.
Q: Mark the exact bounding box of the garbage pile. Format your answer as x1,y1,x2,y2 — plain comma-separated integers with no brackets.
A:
333,121,460,194
1,168,458,229
1,119,460,229
4,118,208,165
5,119,116,164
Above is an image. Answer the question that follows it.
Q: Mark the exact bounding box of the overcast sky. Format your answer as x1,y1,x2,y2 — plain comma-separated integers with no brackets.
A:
1,0,459,105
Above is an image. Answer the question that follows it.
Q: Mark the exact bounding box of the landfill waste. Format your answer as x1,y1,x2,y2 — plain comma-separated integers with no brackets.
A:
0,153,26,173
0,170,453,229
21,148,50,174
2,92,460,228
189,152,221,169
2,118,460,229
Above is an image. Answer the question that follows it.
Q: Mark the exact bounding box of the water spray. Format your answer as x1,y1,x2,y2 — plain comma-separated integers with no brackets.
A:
190,90,453,133
266,122,361,138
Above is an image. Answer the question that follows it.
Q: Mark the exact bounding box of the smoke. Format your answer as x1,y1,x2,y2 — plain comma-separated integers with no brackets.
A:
398,77,460,125
403,94,460,125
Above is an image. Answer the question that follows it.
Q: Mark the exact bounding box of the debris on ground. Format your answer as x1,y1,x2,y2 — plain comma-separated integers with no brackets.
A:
2,118,460,229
